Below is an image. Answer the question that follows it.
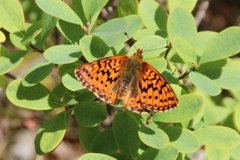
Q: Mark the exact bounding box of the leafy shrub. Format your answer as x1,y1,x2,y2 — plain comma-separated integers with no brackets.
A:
1,0,240,160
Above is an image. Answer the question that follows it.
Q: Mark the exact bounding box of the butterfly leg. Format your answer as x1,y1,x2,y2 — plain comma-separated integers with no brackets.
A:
145,109,155,125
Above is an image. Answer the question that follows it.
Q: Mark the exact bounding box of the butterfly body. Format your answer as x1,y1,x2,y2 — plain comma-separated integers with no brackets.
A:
75,49,178,113
117,53,142,99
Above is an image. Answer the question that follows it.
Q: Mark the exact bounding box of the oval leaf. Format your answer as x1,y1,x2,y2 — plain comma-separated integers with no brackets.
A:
0,0,25,32
0,49,26,75
162,126,200,153
44,45,81,64
62,72,85,91
168,0,197,13
189,72,221,96
35,0,82,25
112,111,140,158
74,102,107,127
91,129,118,154
168,7,197,42
200,27,240,64
92,15,142,46
80,35,112,62
206,148,230,160
195,126,240,149
138,125,169,149
139,146,178,160
153,94,203,123
6,79,55,110
139,0,167,30
81,0,108,28
128,35,167,58
234,106,240,132
79,153,117,160
22,62,54,86
78,126,100,151
167,8,197,63
35,111,70,154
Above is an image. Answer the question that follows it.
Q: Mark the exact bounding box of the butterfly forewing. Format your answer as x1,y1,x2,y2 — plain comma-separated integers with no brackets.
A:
75,56,128,104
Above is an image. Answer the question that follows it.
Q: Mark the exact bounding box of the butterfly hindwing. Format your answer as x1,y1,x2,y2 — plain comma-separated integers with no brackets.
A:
75,56,128,104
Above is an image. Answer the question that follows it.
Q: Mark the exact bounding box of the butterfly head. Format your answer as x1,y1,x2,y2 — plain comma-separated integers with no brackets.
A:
132,48,143,60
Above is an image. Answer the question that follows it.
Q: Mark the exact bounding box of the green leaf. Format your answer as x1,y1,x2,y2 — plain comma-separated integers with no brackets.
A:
139,146,178,160
80,35,112,61
171,37,197,63
153,94,203,123
79,153,117,160
35,0,82,25
139,0,167,30
80,0,108,29
22,62,54,86
195,126,240,149
112,111,140,158
198,59,240,91
57,20,85,43
168,0,197,12
189,72,221,96
74,90,96,104
192,31,217,56
35,110,70,154
0,48,26,75
0,0,25,32
121,15,143,35
117,0,138,17
0,30,6,43
91,129,118,154
200,27,240,64
6,79,56,110
9,32,27,50
231,144,240,160
167,8,197,63
162,127,200,153
231,90,240,102
37,14,57,48
203,101,232,126
168,8,197,42
128,35,167,58
49,83,66,104
21,21,42,45
44,45,81,64
145,57,167,73
234,106,240,132
62,72,85,91
206,148,230,160
78,126,100,151
133,28,163,40
214,59,240,90
92,15,142,46
74,102,107,127
138,125,169,149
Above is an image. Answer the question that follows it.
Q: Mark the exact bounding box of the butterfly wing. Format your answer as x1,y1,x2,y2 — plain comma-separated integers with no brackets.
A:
125,62,178,112
75,56,128,104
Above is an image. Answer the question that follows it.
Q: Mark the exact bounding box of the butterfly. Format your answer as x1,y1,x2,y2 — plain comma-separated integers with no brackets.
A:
75,49,178,113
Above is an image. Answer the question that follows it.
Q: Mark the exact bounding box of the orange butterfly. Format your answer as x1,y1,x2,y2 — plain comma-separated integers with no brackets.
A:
75,49,178,112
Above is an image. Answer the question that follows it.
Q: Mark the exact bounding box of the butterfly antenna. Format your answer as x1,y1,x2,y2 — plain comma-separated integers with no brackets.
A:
124,32,138,52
